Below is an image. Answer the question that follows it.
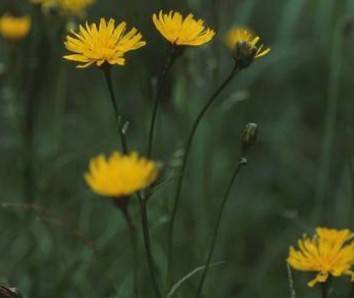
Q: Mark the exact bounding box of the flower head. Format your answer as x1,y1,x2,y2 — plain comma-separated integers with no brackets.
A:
153,10,215,46
32,0,94,16
287,227,354,287
225,27,270,68
240,122,258,154
63,18,146,68
84,151,158,198
0,15,31,41
58,0,93,15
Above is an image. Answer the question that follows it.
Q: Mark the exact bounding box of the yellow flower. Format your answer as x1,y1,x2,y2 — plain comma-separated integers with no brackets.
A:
287,227,354,287
84,151,158,198
63,18,146,68
0,15,31,40
152,10,215,46
32,0,93,16
225,27,270,68
31,0,61,13
225,27,270,57
58,0,93,15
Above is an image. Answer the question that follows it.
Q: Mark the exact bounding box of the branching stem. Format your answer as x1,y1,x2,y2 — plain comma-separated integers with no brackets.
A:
167,63,239,284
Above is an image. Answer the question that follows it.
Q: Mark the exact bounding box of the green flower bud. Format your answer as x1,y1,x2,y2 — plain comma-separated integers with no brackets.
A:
240,123,258,154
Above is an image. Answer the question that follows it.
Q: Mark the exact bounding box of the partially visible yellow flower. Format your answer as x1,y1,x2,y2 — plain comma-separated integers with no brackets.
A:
32,0,93,16
287,227,354,287
152,10,215,46
58,0,93,15
0,15,31,40
31,0,52,4
225,27,270,67
84,151,158,198
63,18,146,68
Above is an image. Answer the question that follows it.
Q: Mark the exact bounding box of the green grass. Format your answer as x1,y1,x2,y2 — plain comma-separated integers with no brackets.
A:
0,0,354,297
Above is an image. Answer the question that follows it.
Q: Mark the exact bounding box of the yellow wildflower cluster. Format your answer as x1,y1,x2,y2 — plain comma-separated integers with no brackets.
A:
0,15,31,40
64,11,270,202
63,11,270,69
287,227,354,287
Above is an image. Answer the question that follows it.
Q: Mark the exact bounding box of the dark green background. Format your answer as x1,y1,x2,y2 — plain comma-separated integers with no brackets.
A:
0,0,354,297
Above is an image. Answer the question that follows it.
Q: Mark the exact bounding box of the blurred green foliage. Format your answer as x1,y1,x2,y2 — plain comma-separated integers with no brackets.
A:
0,0,354,297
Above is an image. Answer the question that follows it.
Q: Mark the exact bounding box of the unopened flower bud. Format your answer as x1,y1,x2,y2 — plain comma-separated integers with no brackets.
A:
240,123,258,154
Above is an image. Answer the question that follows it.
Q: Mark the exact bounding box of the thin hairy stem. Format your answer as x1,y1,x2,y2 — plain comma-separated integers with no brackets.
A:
195,157,247,298
102,66,128,154
138,194,162,298
167,63,239,284
147,46,179,158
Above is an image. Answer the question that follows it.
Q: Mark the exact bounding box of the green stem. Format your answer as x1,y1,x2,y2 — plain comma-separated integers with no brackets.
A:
167,63,239,284
138,194,162,298
195,157,247,298
212,0,220,30
102,66,128,154
349,157,354,227
22,8,49,297
314,19,344,223
132,230,139,298
23,8,49,203
121,207,139,298
104,66,136,295
147,46,179,158
321,281,329,298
